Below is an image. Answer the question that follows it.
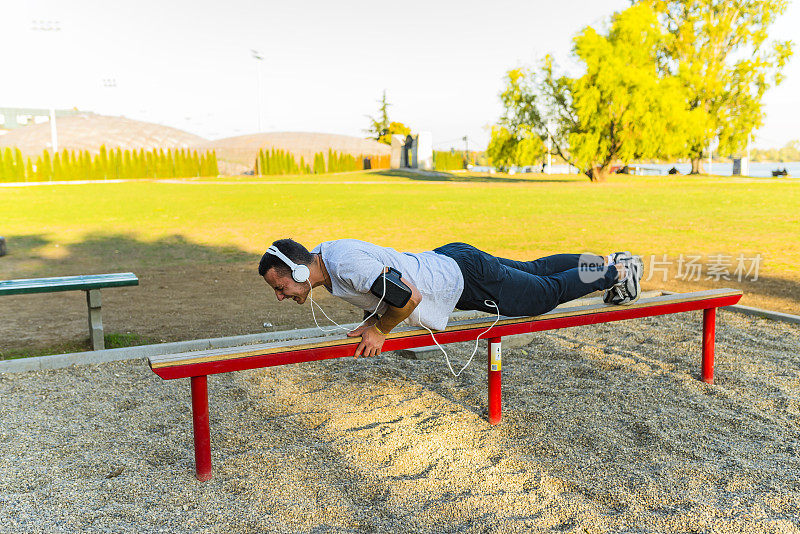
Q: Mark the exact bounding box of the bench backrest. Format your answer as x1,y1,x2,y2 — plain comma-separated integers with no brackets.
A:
150,288,742,380
0,273,139,296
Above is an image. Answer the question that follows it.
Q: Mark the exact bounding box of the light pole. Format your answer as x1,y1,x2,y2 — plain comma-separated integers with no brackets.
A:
251,49,264,132
31,19,61,152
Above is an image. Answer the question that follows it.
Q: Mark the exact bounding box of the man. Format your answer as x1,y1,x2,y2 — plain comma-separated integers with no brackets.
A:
259,239,642,358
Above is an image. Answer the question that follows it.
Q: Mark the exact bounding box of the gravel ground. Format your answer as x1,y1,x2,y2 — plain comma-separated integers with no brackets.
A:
1,310,799,533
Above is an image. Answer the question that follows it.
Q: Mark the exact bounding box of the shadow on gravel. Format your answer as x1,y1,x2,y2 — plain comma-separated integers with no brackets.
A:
373,169,581,184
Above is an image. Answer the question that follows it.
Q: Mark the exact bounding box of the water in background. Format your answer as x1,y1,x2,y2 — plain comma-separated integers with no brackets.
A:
633,162,799,178
470,162,799,178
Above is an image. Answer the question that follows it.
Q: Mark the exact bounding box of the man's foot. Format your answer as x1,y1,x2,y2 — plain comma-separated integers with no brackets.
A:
603,251,632,304
603,255,642,305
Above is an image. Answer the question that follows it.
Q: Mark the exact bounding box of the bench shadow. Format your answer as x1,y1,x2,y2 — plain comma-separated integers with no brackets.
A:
373,169,582,184
0,232,258,278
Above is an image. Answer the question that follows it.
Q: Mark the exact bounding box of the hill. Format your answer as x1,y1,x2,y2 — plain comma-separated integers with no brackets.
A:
0,113,206,156
193,132,390,174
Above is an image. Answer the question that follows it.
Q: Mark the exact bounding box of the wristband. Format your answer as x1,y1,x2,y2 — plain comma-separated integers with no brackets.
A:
373,323,389,336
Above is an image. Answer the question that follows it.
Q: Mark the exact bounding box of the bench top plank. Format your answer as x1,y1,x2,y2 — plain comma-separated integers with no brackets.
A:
150,288,742,377
0,273,139,296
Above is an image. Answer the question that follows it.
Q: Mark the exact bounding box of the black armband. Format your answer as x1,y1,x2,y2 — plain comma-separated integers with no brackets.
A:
370,267,412,308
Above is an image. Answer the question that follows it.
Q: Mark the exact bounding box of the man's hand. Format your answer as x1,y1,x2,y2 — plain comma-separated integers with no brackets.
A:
348,325,386,358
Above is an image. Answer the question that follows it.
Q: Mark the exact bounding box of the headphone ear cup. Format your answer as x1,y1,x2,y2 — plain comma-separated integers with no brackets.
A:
293,264,310,283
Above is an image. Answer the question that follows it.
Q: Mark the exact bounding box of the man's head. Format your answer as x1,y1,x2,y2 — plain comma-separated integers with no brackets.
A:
259,239,314,304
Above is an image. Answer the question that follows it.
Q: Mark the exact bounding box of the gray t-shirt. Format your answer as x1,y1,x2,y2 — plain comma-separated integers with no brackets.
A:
311,239,464,331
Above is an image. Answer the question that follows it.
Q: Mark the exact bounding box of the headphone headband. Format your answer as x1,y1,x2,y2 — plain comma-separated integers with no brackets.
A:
267,245,310,283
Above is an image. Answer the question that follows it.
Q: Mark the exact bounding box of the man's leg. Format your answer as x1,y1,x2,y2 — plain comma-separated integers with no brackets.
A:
494,263,619,317
435,243,619,315
496,254,605,276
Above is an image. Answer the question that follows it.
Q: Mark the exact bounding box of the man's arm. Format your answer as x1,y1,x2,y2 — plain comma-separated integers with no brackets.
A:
348,276,422,358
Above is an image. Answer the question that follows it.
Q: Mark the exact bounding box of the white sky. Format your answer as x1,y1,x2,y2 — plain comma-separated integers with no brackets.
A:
3,0,798,149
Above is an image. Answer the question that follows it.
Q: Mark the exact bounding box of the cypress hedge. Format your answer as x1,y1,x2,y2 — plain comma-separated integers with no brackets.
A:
0,146,220,182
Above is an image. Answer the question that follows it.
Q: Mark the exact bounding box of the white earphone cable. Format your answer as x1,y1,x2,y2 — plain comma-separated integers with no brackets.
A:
300,260,501,378
414,299,501,377
306,270,387,334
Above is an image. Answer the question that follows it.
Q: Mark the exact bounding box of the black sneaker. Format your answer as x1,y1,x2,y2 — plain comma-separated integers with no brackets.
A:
604,255,642,305
603,251,631,304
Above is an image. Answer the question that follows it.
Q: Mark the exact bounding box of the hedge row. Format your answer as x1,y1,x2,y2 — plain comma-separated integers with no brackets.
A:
255,148,390,175
0,146,218,182
433,150,466,171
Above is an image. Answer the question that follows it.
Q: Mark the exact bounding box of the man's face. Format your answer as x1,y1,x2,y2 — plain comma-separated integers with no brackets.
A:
263,268,310,304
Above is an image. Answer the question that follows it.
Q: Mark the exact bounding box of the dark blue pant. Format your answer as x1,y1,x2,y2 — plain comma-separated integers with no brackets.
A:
434,242,619,316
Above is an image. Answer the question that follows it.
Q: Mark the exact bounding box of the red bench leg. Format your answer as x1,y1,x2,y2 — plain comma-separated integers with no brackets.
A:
191,375,212,481
702,308,716,384
488,337,502,425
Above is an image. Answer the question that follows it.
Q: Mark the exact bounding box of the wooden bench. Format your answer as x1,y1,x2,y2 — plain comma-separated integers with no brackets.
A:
149,288,742,481
0,273,139,350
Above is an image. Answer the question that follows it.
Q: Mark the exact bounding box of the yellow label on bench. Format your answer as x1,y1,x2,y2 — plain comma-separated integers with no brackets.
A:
490,342,501,372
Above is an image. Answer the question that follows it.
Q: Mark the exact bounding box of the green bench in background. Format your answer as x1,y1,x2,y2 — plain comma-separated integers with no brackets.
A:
0,273,139,350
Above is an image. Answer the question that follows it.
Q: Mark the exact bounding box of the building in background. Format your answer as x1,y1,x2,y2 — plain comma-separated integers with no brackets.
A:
0,107,82,135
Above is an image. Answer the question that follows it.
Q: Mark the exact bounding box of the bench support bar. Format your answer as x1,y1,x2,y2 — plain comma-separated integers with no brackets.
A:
85,289,104,351
488,338,502,425
702,308,716,384
191,375,212,481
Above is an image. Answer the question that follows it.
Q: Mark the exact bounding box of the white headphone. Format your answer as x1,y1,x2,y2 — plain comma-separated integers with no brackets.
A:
266,245,311,283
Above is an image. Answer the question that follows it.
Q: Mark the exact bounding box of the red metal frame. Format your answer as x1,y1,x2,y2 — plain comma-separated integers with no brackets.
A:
191,376,212,482
153,293,742,380
702,308,716,384
157,291,741,481
488,338,502,425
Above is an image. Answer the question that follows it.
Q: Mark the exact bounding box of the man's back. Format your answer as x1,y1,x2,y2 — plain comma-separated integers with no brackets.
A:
312,239,464,331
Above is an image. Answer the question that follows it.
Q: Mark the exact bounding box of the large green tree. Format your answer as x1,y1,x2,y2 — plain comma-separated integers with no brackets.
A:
647,0,792,173
487,125,545,172
493,3,689,181
487,69,546,171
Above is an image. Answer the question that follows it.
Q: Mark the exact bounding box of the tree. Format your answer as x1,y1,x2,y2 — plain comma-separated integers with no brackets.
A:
14,149,25,181
52,153,63,180
98,145,109,179
494,3,690,181
209,151,218,176
123,149,133,179
486,126,518,172
40,151,53,180
486,126,544,172
364,90,391,143
313,152,326,174
0,150,7,181
647,0,793,173
364,91,412,145
382,122,411,145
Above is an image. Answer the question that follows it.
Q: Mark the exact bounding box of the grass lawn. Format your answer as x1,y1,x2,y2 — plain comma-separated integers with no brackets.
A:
4,170,798,273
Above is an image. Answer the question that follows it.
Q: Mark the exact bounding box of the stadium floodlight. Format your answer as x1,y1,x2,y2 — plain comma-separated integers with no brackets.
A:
251,49,264,132
31,19,63,152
